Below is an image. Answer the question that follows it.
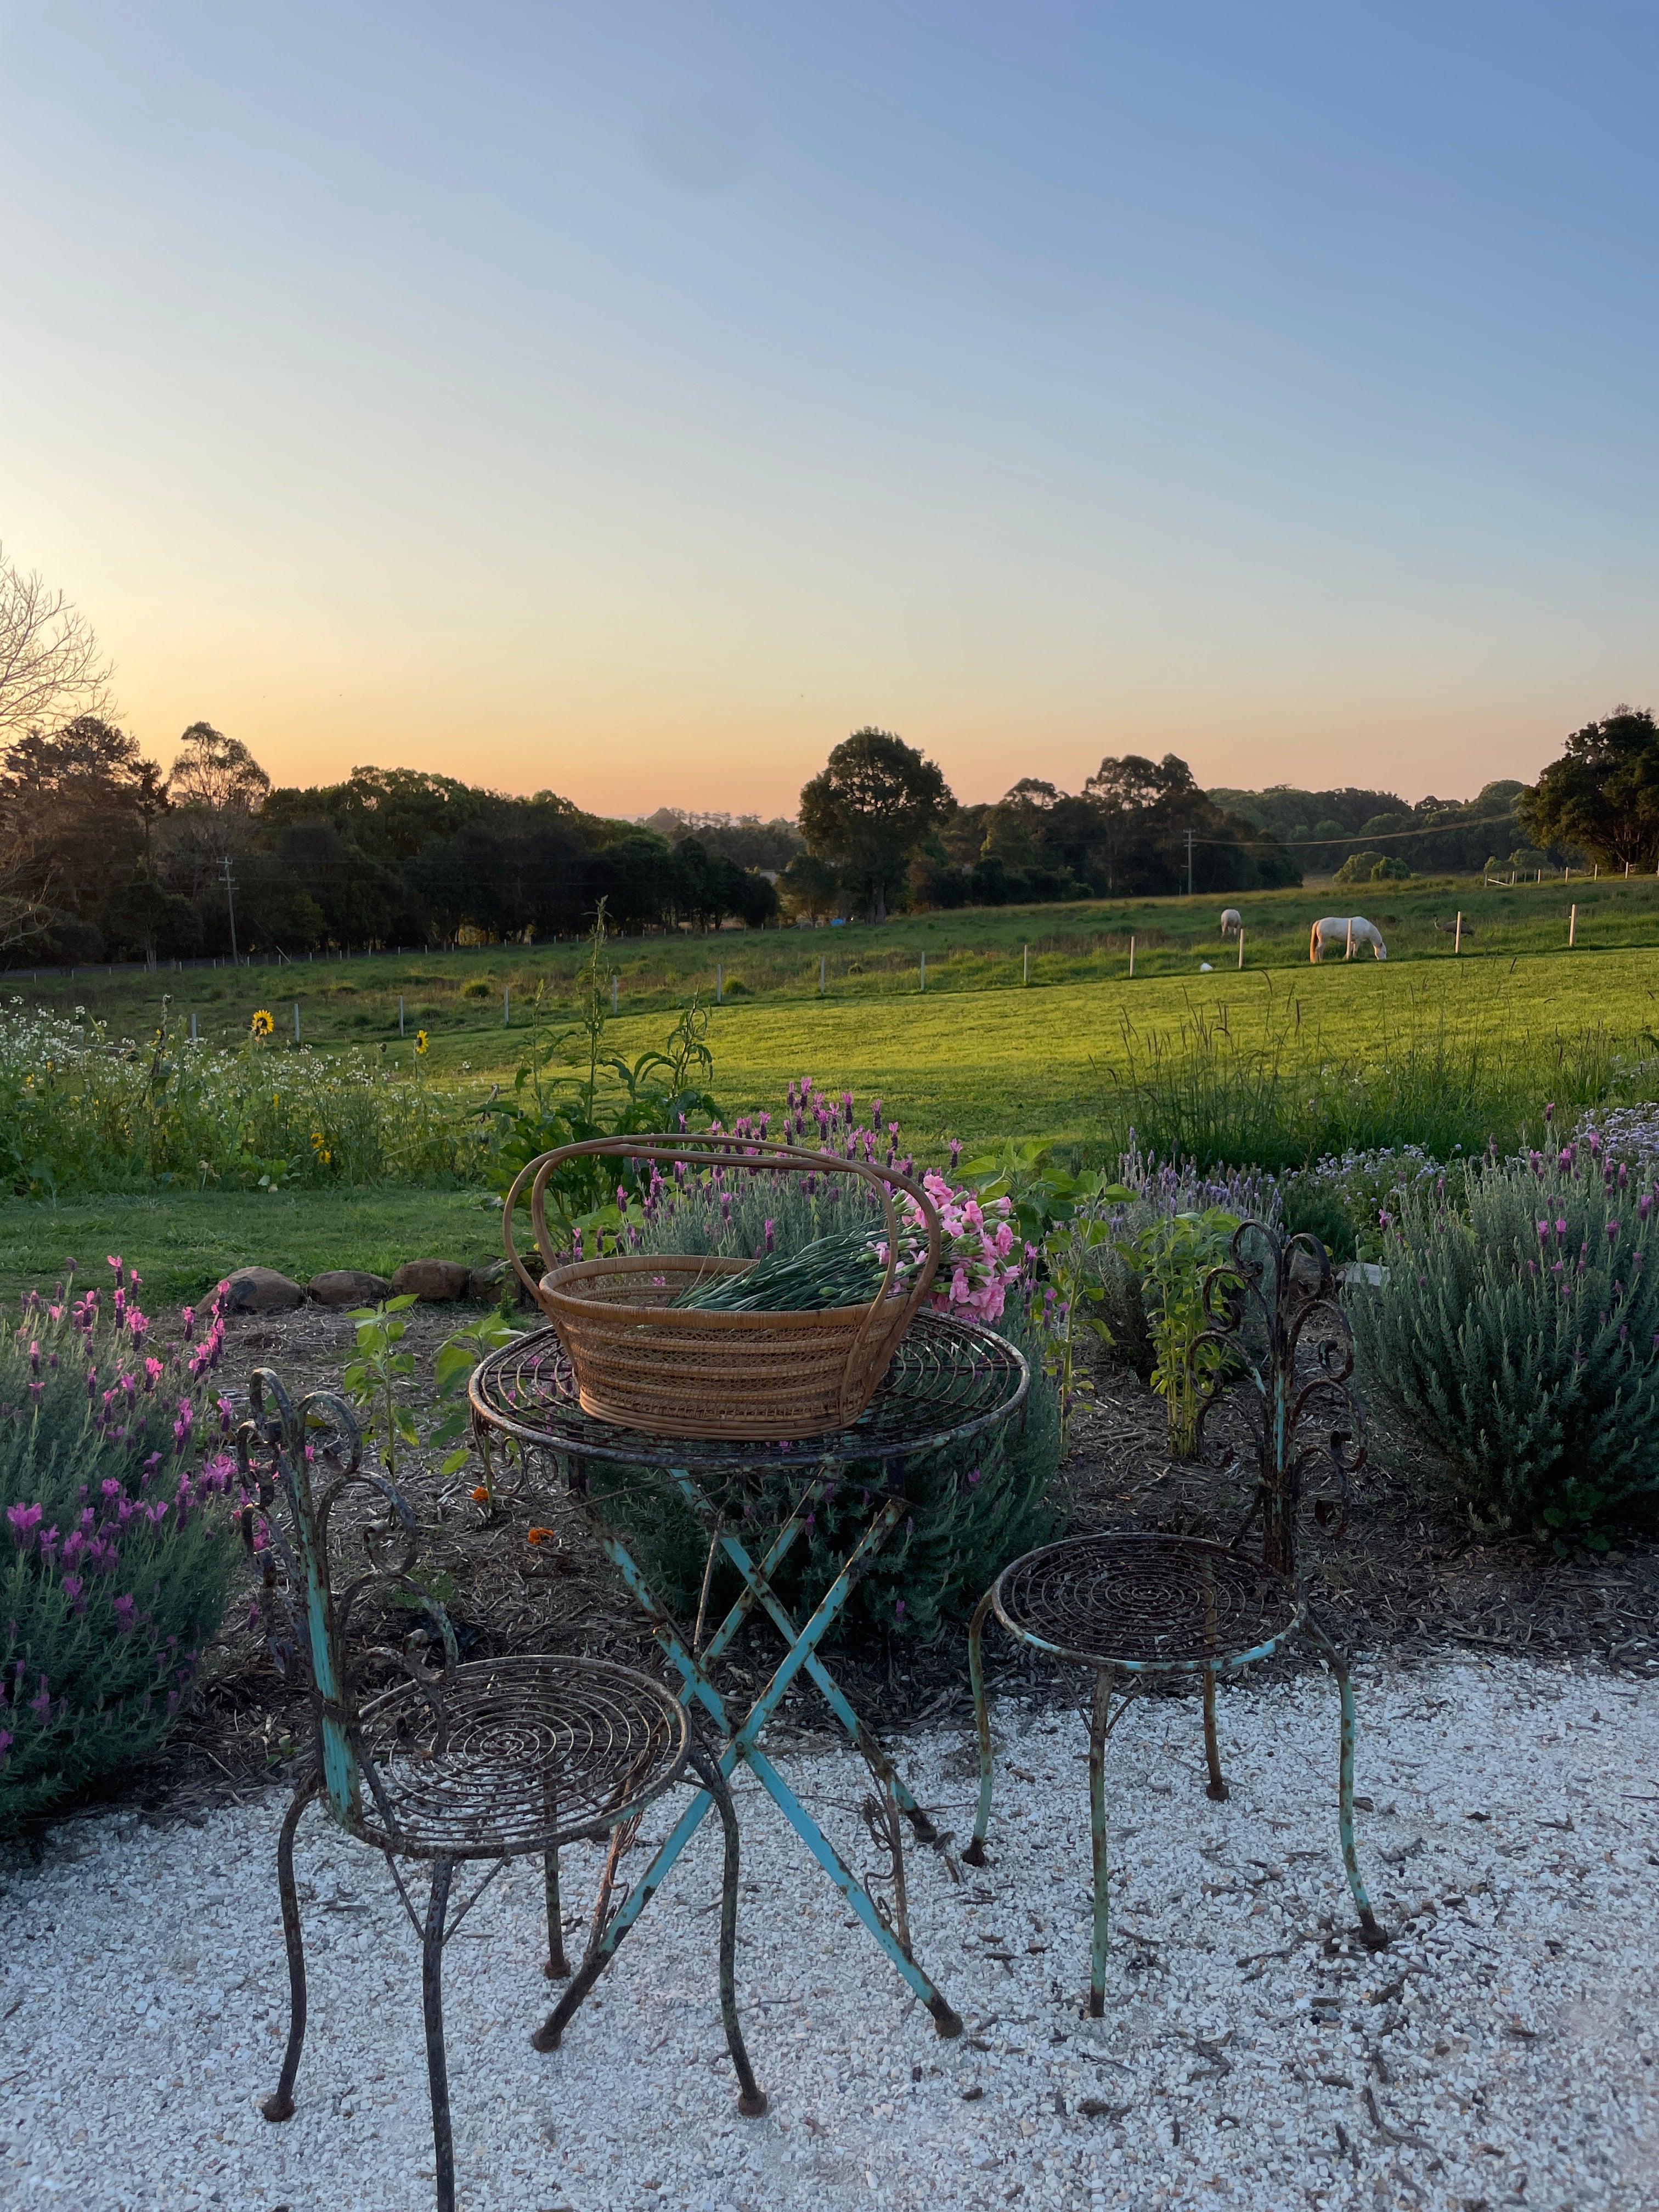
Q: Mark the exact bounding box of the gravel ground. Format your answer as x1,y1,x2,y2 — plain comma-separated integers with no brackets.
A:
2,1657,1655,2212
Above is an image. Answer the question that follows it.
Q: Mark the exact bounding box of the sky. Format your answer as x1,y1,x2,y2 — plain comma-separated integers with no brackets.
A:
2,1,1656,816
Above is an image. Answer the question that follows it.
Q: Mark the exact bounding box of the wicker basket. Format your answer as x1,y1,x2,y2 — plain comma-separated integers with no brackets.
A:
502,1135,941,1440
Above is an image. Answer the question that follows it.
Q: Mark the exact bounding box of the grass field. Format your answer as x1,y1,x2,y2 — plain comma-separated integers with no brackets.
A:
4,940,1654,1305
7,871,1657,1068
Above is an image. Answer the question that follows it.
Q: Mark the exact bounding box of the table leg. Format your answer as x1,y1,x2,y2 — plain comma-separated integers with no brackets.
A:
560,1481,964,2032
708,1514,943,1845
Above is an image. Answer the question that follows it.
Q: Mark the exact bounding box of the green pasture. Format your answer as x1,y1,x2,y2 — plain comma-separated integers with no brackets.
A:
8,871,1657,1068
4,943,1654,1306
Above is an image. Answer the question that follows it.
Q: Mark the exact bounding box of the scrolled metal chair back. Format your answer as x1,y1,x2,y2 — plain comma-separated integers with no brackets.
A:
1189,1219,1365,1579
236,1368,458,1842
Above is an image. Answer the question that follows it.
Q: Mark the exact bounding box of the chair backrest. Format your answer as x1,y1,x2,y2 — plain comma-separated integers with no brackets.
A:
236,1368,454,1840
1190,1220,1365,1579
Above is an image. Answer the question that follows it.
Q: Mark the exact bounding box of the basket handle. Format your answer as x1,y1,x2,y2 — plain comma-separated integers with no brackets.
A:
500,1133,944,1353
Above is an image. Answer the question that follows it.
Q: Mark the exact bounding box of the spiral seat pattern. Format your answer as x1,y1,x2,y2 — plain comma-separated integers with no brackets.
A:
991,1531,1301,1673
356,1654,689,1858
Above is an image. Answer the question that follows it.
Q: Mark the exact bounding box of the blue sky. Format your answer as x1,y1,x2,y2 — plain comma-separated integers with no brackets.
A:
2,1,1654,812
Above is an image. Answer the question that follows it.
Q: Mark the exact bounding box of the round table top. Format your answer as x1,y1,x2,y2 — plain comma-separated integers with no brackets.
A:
469,1308,1030,1472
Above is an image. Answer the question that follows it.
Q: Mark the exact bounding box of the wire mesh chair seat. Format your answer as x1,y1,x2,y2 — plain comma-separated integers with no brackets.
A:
984,1530,1303,1673
354,1652,688,1859
236,1369,765,2212
964,1224,1389,2018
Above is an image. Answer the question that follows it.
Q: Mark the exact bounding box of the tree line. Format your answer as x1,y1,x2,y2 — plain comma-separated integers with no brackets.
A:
1,541,1646,963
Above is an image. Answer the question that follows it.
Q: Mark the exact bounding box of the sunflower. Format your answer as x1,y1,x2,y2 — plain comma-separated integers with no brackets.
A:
415,1029,430,1056
250,1008,275,1037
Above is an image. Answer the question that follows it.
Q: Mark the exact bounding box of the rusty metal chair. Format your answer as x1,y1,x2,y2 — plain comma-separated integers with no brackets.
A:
964,1222,1388,2015
236,1369,765,2212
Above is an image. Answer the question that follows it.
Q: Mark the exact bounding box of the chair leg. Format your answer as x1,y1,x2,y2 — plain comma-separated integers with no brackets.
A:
261,1771,321,2123
1202,1668,1229,1802
687,1743,769,2117
1301,1613,1389,1951
543,1848,571,1979
961,1585,996,1866
423,1859,458,2212
1087,1668,1113,2017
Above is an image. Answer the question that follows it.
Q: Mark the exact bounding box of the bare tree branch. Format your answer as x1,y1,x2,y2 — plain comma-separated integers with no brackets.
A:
0,542,116,740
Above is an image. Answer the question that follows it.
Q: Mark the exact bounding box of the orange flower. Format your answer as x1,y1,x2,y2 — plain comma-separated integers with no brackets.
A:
471,1485,490,1504
526,1526,554,1545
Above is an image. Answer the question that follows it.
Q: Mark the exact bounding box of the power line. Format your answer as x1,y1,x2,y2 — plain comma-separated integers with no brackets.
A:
1184,808,1522,851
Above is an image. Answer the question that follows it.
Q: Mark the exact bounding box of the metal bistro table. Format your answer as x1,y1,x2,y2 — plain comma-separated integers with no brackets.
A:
470,1307,1029,2042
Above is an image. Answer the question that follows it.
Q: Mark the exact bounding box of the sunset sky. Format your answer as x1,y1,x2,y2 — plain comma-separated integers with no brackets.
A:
3,2,1655,816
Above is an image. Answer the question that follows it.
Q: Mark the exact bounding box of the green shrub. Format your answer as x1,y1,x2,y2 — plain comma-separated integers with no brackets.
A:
1,1261,241,1832
0,1002,488,1197
601,1291,1064,1643
1100,984,1646,1172
1350,1137,1659,1541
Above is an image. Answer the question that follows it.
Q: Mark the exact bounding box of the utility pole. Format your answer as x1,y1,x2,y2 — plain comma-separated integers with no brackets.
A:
1186,828,1194,898
222,855,239,963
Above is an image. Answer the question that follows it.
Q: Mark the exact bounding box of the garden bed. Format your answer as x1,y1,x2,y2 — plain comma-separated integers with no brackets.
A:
80,1304,1659,1838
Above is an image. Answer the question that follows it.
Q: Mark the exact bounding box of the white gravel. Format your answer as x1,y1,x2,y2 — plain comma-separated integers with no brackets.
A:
2,1657,1655,2212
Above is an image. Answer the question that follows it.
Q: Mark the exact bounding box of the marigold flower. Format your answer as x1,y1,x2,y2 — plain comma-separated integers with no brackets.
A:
526,1526,555,1545
471,1485,490,1504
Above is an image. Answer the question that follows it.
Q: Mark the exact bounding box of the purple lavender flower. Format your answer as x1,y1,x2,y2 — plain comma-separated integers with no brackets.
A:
112,1594,137,1634
6,1502,42,1550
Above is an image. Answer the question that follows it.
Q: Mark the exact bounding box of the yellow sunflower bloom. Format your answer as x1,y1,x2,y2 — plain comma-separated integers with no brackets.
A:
415,1029,430,1056
250,1008,274,1037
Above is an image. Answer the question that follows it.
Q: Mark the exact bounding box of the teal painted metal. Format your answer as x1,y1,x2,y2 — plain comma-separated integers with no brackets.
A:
569,1463,965,2034
1301,1610,1385,1944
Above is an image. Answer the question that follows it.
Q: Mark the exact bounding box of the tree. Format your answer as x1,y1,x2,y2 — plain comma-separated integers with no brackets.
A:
170,721,270,814
798,727,953,923
0,544,114,738
0,716,161,956
1519,707,1659,870
781,850,841,921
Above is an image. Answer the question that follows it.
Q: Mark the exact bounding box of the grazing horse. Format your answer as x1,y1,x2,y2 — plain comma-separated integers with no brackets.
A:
1220,907,1243,938
1311,915,1387,962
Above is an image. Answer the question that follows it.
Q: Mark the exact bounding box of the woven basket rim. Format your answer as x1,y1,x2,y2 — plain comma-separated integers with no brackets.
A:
540,1253,911,1330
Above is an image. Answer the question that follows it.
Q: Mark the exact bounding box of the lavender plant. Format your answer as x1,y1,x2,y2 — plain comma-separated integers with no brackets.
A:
0,1260,240,1832
1351,1133,1659,1540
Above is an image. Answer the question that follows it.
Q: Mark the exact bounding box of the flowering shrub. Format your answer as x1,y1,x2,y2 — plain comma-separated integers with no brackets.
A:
0,1001,486,1196
616,1080,1028,1326
1351,1134,1659,1540
0,1259,240,1832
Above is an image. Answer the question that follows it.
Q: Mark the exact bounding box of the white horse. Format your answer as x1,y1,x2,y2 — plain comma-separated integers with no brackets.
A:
1311,915,1387,962
1219,907,1243,938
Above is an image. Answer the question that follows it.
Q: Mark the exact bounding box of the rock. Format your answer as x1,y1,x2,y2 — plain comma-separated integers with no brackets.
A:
307,1269,392,1308
391,1258,471,1302
222,1266,306,1314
